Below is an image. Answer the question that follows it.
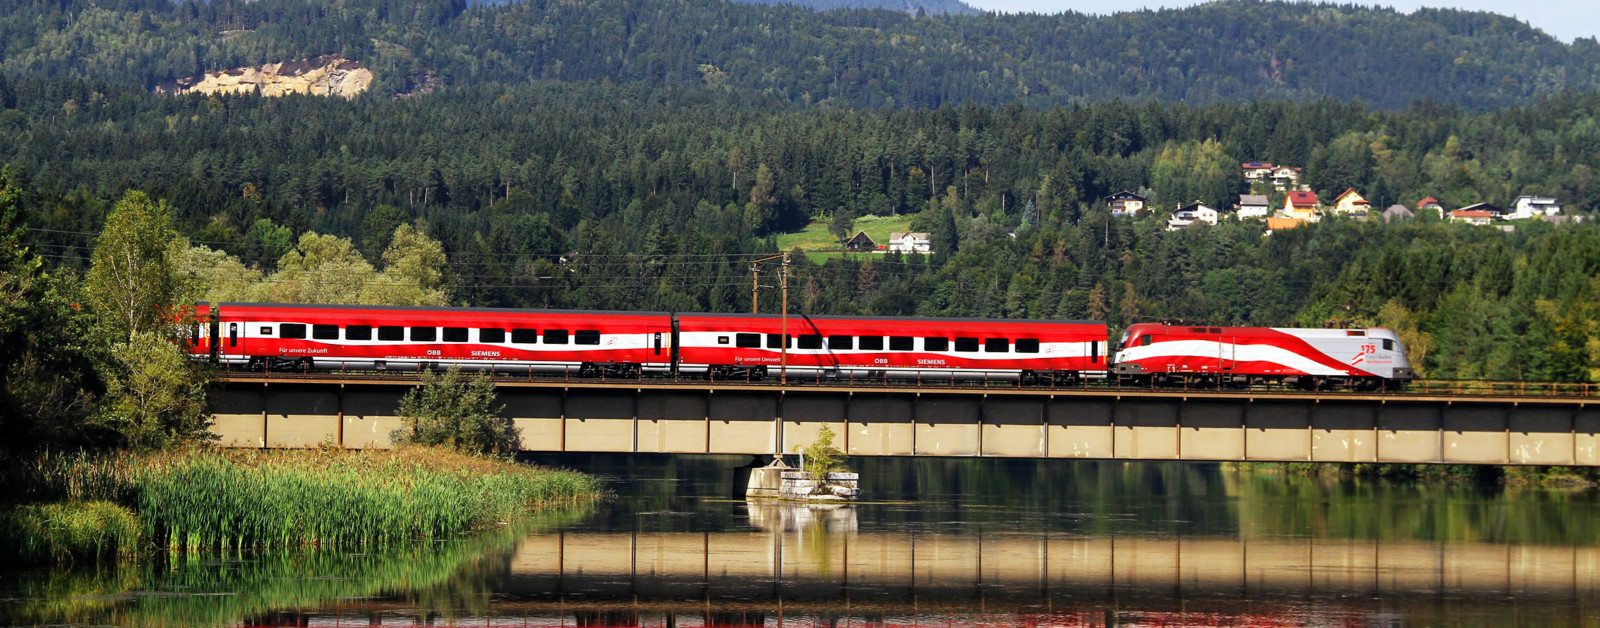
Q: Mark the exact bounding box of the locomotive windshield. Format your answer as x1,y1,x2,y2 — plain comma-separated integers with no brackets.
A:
1116,330,1130,352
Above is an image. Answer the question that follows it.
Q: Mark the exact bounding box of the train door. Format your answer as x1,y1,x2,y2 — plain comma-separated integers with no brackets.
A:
648,323,671,370
222,316,247,366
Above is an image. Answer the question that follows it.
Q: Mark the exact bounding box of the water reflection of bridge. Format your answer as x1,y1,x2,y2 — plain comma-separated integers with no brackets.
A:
503,502,1600,603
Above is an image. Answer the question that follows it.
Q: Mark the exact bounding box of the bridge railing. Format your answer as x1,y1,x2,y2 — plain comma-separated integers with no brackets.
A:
211,366,1599,399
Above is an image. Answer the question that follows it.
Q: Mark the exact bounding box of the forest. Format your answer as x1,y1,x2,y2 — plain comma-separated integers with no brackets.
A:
2,0,1598,108
3,73,1600,388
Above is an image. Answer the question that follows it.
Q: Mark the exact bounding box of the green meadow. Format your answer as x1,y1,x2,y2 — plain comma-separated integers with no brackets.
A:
774,214,918,261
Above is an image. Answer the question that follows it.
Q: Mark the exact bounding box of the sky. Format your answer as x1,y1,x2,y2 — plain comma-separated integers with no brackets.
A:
958,1,1599,42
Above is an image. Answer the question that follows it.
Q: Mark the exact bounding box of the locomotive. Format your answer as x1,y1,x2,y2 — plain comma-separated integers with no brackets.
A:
184,302,1413,388
1112,323,1413,389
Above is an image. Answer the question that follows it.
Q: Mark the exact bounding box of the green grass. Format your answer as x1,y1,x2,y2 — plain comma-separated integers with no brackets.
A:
774,213,917,254
1,447,602,560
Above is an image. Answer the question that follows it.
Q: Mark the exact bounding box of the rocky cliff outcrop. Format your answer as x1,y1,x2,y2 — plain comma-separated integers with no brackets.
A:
156,55,373,99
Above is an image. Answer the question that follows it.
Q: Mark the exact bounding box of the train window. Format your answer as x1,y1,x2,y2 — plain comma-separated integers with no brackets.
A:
766,333,790,349
736,333,761,348
229,323,238,347
575,330,601,345
829,335,854,350
1210,328,1222,334
1191,327,1207,334
511,329,537,344
889,336,915,351
443,327,469,342
190,323,199,347
312,324,339,340
544,329,569,344
1141,336,1153,346
378,326,404,341
480,328,506,343
1016,338,1040,353
1383,339,1394,351
280,324,306,339
410,327,436,342
798,335,823,350
859,336,884,351
924,337,948,351
954,337,979,352
984,338,1009,353
346,325,372,341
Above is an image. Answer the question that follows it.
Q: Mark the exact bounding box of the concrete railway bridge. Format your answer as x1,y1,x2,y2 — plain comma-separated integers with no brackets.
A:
210,374,1600,466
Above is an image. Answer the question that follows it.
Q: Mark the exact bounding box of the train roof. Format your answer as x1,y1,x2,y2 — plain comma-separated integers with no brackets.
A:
678,312,1105,326
204,303,1105,326
210,302,670,317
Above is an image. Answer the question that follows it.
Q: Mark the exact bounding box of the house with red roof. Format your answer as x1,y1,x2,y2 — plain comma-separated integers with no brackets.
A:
1416,197,1444,218
1449,210,1496,226
1280,190,1321,221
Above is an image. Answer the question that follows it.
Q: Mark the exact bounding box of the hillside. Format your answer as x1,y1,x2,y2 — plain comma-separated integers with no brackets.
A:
0,0,1596,109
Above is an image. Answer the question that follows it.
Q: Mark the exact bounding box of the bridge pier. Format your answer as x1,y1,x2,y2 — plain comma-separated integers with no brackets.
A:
209,377,1600,466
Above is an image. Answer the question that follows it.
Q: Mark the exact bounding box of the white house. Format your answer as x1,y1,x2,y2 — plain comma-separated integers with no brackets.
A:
1270,166,1304,190
1508,196,1561,220
1242,162,1275,183
1237,194,1271,219
1167,203,1219,231
887,232,932,254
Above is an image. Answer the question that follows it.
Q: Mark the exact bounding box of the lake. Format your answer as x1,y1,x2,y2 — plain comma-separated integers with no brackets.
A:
6,454,1600,627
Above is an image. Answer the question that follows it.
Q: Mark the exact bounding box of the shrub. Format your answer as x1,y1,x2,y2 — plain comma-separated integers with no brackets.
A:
797,425,848,476
391,367,521,456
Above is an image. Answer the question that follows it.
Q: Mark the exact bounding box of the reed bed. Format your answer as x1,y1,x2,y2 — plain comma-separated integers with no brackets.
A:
2,447,601,557
4,500,144,561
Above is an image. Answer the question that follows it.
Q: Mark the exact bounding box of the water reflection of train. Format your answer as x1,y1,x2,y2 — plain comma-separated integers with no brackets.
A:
186,302,1413,389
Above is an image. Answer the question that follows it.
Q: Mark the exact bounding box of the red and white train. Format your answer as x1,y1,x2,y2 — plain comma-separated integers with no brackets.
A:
184,303,1412,388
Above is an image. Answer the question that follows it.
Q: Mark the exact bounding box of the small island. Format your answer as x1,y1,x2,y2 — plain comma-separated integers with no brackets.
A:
746,426,859,502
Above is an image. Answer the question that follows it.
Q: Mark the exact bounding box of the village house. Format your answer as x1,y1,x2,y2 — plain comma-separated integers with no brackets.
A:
1166,203,1220,231
1330,188,1372,216
1104,191,1148,217
1508,195,1562,220
1455,202,1503,218
1236,194,1271,219
1264,217,1306,235
1416,197,1444,218
1382,204,1414,222
1270,166,1304,190
844,231,877,252
1280,190,1321,221
887,232,932,254
1242,161,1276,183
1448,209,1496,226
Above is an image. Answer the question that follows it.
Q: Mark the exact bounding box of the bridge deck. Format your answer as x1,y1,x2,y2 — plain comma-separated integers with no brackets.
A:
210,373,1600,465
